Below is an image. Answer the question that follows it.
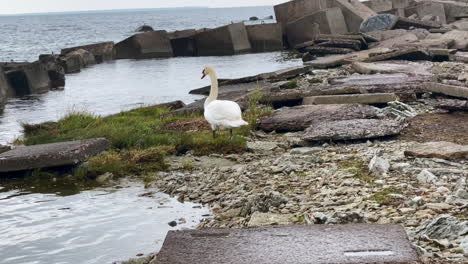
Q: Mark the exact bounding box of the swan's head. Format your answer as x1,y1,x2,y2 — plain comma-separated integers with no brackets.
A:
201,66,215,79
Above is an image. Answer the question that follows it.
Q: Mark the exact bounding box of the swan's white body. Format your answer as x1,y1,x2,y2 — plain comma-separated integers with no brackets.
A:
202,67,248,132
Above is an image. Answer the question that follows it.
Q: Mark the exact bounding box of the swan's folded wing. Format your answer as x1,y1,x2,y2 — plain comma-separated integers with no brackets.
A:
205,100,243,121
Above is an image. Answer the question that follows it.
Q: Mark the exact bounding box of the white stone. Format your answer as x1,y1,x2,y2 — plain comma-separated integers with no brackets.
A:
461,236,468,255
417,169,438,185
290,147,322,155
368,155,390,176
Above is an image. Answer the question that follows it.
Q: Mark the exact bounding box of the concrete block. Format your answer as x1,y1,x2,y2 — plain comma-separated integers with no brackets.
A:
246,23,283,52
328,0,377,33
441,30,468,50
168,29,198,57
286,17,320,48
0,138,111,173
61,49,96,74
363,0,393,13
405,2,447,24
311,7,348,34
3,62,51,96
157,225,419,264
424,82,468,99
61,42,115,62
115,31,173,59
195,23,251,56
0,69,10,112
304,93,398,105
274,0,329,30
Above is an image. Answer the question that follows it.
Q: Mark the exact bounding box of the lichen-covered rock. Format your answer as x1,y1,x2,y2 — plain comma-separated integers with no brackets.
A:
417,215,468,240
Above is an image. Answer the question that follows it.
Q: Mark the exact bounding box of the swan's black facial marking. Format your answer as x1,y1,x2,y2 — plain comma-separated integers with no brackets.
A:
201,69,207,79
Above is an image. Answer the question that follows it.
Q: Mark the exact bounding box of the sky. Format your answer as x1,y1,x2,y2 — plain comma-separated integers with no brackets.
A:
1,0,288,15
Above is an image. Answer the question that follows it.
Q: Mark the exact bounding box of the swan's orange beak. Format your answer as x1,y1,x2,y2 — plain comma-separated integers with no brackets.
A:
201,70,206,79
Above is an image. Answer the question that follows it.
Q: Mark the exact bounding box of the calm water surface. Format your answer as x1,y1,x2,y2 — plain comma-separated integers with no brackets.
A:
0,7,301,264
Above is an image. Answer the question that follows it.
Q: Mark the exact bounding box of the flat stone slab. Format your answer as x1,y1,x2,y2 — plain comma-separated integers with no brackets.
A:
0,138,110,173
405,141,468,160
303,93,398,105
352,62,431,75
303,119,405,141
157,225,419,264
258,104,379,132
435,99,468,111
424,82,468,99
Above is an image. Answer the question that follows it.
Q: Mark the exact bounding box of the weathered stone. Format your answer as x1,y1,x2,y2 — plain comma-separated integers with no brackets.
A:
0,144,11,154
247,212,294,227
247,141,279,152
61,42,115,62
115,31,173,59
435,98,468,111
135,25,154,32
441,30,468,50
3,62,51,95
289,147,322,155
305,47,392,68
363,0,393,13
0,138,110,173
404,38,455,49
360,14,399,33
38,54,65,88
394,17,441,30
366,29,409,41
157,225,419,264
304,93,398,105
461,236,468,255
450,51,468,63
258,104,379,132
405,141,468,160
168,29,198,57
61,49,96,73
303,119,405,141
315,39,362,50
306,7,348,35
417,215,468,240
246,23,283,52
195,23,251,56
424,82,468,99
286,18,320,48
374,33,419,48
329,0,377,33
417,169,438,185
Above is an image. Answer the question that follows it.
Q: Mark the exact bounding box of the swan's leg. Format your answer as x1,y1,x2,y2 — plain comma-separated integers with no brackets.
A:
229,129,233,139
212,130,217,138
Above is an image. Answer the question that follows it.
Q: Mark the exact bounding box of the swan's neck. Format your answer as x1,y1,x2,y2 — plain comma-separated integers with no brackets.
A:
205,71,218,107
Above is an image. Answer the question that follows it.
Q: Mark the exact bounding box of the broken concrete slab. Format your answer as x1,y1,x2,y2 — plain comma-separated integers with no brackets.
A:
258,104,379,132
365,48,433,62
0,138,111,173
450,51,468,63
157,224,419,264
362,0,393,13
306,47,391,68
316,39,362,50
115,31,173,59
405,141,468,160
0,69,11,111
305,46,354,55
61,42,115,62
394,16,441,30
195,23,251,56
329,0,377,33
374,33,419,48
434,98,468,111
61,49,96,73
303,118,405,141
246,23,283,52
352,61,431,75
303,93,398,105
424,82,468,99
286,18,320,48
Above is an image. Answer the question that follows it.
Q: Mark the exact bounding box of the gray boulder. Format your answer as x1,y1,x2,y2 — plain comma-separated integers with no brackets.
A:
417,215,468,240
360,14,399,33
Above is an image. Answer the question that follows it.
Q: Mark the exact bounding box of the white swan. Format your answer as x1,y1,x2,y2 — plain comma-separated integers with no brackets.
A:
201,66,248,138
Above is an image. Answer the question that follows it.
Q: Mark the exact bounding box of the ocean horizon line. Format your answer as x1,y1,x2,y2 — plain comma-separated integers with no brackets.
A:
0,6,272,17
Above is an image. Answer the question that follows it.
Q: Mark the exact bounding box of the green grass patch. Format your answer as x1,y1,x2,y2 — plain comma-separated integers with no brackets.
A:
282,80,298,89
368,187,403,206
20,105,248,179
239,86,273,134
338,159,376,183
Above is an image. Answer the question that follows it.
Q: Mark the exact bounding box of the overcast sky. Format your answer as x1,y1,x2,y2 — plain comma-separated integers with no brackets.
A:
1,0,288,15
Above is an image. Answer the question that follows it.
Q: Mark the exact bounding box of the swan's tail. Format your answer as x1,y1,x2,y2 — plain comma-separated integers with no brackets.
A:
230,119,249,127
